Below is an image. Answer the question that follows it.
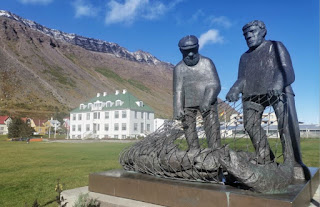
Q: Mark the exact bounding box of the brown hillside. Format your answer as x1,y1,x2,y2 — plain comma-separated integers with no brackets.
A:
0,17,173,119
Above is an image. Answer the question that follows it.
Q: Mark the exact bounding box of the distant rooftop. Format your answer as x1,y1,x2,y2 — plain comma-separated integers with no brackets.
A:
71,89,154,113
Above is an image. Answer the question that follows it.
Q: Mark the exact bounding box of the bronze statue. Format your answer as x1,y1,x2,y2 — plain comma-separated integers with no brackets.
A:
173,35,221,150
120,26,309,193
226,20,309,179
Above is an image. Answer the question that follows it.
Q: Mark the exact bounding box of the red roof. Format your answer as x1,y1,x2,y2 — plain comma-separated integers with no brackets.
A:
0,116,10,124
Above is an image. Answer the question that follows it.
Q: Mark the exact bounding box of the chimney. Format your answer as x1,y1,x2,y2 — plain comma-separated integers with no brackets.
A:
115,90,119,95
122,89,127,94
97,93,100,97
103,92,107,96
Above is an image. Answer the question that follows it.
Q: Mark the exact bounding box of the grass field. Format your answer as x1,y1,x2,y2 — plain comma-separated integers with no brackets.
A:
0,135,319,206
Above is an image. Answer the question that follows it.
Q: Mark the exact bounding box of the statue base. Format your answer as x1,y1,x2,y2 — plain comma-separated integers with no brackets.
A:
89,167,319,207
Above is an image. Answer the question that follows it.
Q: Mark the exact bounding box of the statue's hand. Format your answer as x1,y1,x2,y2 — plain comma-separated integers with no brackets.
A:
200,102,210,113
174,109,185,120
226,90,240,102
267,87,283,97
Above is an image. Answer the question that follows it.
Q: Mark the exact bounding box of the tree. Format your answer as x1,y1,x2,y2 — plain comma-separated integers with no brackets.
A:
8,117,34,138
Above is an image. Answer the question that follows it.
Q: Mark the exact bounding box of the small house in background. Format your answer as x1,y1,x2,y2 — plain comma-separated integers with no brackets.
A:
69,89,155,139
29,119,48,135
0,116,12,135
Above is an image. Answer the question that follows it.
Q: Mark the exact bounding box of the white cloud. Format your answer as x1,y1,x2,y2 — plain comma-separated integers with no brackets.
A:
105,0,183,25
209,16,232,28
19,0,53,4
72,0,98,18
199,29,224,50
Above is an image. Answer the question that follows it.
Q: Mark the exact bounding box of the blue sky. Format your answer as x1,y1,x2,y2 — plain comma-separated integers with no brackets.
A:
1,0,319,124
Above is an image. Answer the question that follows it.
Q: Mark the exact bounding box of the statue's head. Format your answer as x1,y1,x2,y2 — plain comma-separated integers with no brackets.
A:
178,35,200,66
242,20,267,50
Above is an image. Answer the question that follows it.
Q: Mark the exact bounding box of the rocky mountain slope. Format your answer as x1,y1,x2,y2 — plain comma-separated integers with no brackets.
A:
0,10,173,68
0,10,174,118
0,10,233,120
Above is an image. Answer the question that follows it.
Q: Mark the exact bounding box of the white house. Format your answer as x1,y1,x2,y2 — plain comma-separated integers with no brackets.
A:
0,116,11,135
69,89,155,139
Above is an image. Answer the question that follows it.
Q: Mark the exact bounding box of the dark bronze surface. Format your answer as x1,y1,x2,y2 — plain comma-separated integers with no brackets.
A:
89,167,319,207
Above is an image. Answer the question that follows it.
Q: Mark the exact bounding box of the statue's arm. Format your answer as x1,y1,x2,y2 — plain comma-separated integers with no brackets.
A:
200,60,221,113
226,57,245,102
173,65,185,120
269,41,295,97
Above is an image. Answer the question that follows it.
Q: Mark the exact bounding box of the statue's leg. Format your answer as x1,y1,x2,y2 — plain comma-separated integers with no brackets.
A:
202,102,221,149
273,93,310,180
243,101,272,163
182,108,200,150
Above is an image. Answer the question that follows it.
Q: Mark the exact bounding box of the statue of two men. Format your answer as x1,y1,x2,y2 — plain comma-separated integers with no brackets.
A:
173,35,221,150
174,21,308,179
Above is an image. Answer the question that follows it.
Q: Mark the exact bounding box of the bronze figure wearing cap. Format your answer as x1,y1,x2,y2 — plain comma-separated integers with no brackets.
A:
173,35,221,150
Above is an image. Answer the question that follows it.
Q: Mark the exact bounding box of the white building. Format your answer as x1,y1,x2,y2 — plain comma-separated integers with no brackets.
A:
69,89,155,139
229,112,278,126
0,116,11,135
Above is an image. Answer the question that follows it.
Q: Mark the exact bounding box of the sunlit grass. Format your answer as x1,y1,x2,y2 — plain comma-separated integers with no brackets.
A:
0,135,318,206
0,138,132,206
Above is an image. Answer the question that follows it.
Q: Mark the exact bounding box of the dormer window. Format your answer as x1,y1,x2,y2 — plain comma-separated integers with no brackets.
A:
115,100,122,106
94,102,102,108
106,101,112,107
79,104,85,109
136,101,144,107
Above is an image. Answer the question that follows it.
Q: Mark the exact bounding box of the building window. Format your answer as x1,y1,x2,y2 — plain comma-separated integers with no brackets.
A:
86,124,90,131
105,112,109,119
147,124,150,132
114,135,118,138
122,111,127,118
147,113,150,120
72,114,76,120
86,113,90,120
78,125,81,132
141,123,144,133
134,111,137,119
114,123,119,131
106,102,111,107
122,123,126,131
134,123,138,131
105,124,109,131
115,111,119,118
122,135,126,139
72,125,76,131
78,114,82,120
94,112,100,119
141,112,144,119
115,100,121,106
0,127,4,131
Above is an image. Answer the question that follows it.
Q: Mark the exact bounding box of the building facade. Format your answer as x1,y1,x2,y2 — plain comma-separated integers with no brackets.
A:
69,90,155,139
0,116,11,135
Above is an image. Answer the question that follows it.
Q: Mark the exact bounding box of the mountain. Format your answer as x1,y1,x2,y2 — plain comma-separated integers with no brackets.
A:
0,10,174,119
0,10,234,120
0,10,173,68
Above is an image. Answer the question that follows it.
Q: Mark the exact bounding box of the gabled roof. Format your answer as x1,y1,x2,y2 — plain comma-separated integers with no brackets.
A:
71,91,154,113
0,116,9,124
32,119,47,127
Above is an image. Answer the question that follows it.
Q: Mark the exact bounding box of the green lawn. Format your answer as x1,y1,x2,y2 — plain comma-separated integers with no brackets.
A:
0,137,132,207
0,136,319,206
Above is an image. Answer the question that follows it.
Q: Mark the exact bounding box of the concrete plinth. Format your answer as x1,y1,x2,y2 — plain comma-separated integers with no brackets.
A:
60,186,164,207
87,167,319,207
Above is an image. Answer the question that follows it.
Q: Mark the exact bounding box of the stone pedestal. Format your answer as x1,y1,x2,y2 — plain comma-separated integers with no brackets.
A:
88,167,319,207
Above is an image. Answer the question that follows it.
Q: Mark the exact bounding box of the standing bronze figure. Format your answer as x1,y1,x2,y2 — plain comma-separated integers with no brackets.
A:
174,35,221,150
226,20,309,179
